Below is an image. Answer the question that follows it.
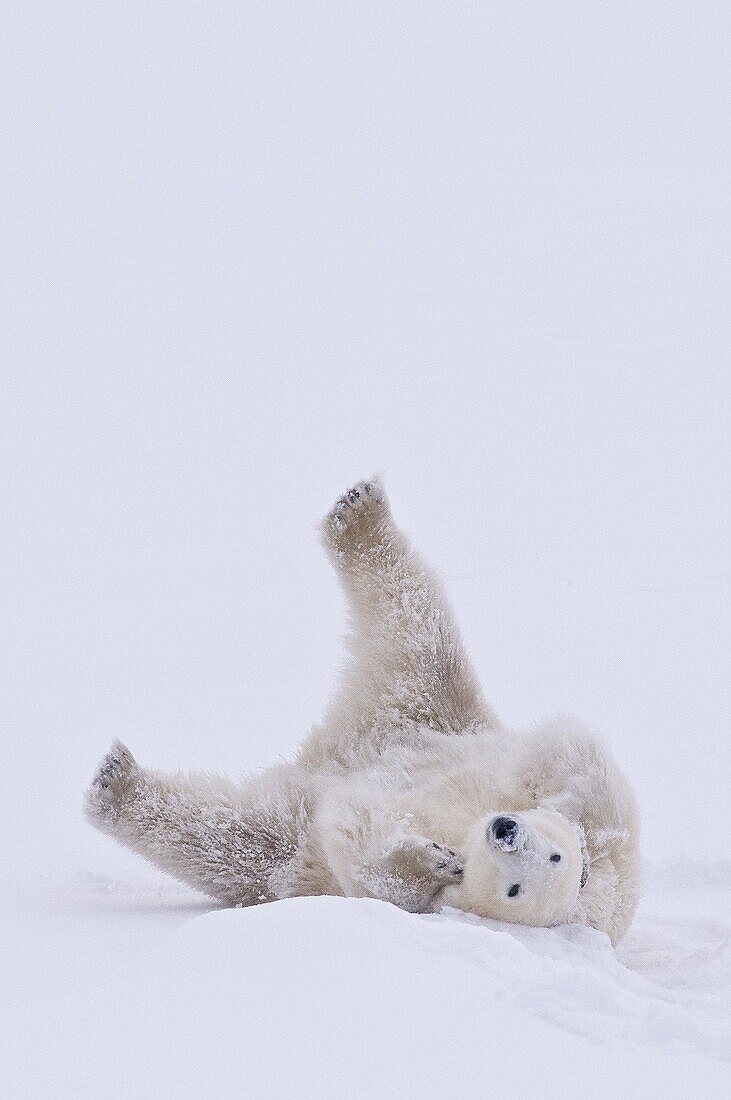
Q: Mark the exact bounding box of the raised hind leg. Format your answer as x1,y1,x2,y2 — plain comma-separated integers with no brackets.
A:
301,477,498,768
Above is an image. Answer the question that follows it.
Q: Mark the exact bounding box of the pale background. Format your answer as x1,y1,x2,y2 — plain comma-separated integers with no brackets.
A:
5,1,727,881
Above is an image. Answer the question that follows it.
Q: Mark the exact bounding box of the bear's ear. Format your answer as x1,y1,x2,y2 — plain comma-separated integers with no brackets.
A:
578,826,589,888
571,819,590,889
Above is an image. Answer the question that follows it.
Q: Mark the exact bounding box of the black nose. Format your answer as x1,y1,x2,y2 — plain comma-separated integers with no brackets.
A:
492,817,518,842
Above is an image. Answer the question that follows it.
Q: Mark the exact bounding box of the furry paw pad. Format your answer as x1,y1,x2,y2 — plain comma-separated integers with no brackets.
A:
329,477,384,525
323,477,388,551
85,740,138,826
424,842,464,881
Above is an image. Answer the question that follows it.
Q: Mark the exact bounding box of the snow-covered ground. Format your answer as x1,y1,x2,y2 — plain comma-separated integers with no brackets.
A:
6,861,729,1098
3,2,729,1097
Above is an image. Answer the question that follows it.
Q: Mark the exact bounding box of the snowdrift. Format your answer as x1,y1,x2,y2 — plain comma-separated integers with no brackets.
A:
9,873,729,1099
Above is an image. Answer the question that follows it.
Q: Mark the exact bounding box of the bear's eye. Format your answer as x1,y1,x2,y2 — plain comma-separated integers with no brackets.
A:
550,854,561,863
507,884,521,898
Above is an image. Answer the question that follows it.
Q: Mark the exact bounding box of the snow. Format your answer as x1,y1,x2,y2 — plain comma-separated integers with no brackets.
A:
2,1,729,1096
6,867,729,1098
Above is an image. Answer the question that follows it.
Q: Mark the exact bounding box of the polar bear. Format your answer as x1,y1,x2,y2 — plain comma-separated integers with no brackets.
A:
86,478,640,943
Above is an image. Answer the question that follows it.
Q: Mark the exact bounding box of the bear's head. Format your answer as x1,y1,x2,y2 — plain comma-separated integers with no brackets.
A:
441,807,587,927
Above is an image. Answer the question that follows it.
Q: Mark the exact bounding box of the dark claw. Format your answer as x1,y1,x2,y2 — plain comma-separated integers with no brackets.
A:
427,842,442,851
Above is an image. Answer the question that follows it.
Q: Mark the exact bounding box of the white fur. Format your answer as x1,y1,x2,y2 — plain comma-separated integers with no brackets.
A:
85,478,640,943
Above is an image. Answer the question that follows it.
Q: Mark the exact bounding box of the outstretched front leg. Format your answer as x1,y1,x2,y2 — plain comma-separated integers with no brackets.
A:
304,478,498,765
85,741,315,906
